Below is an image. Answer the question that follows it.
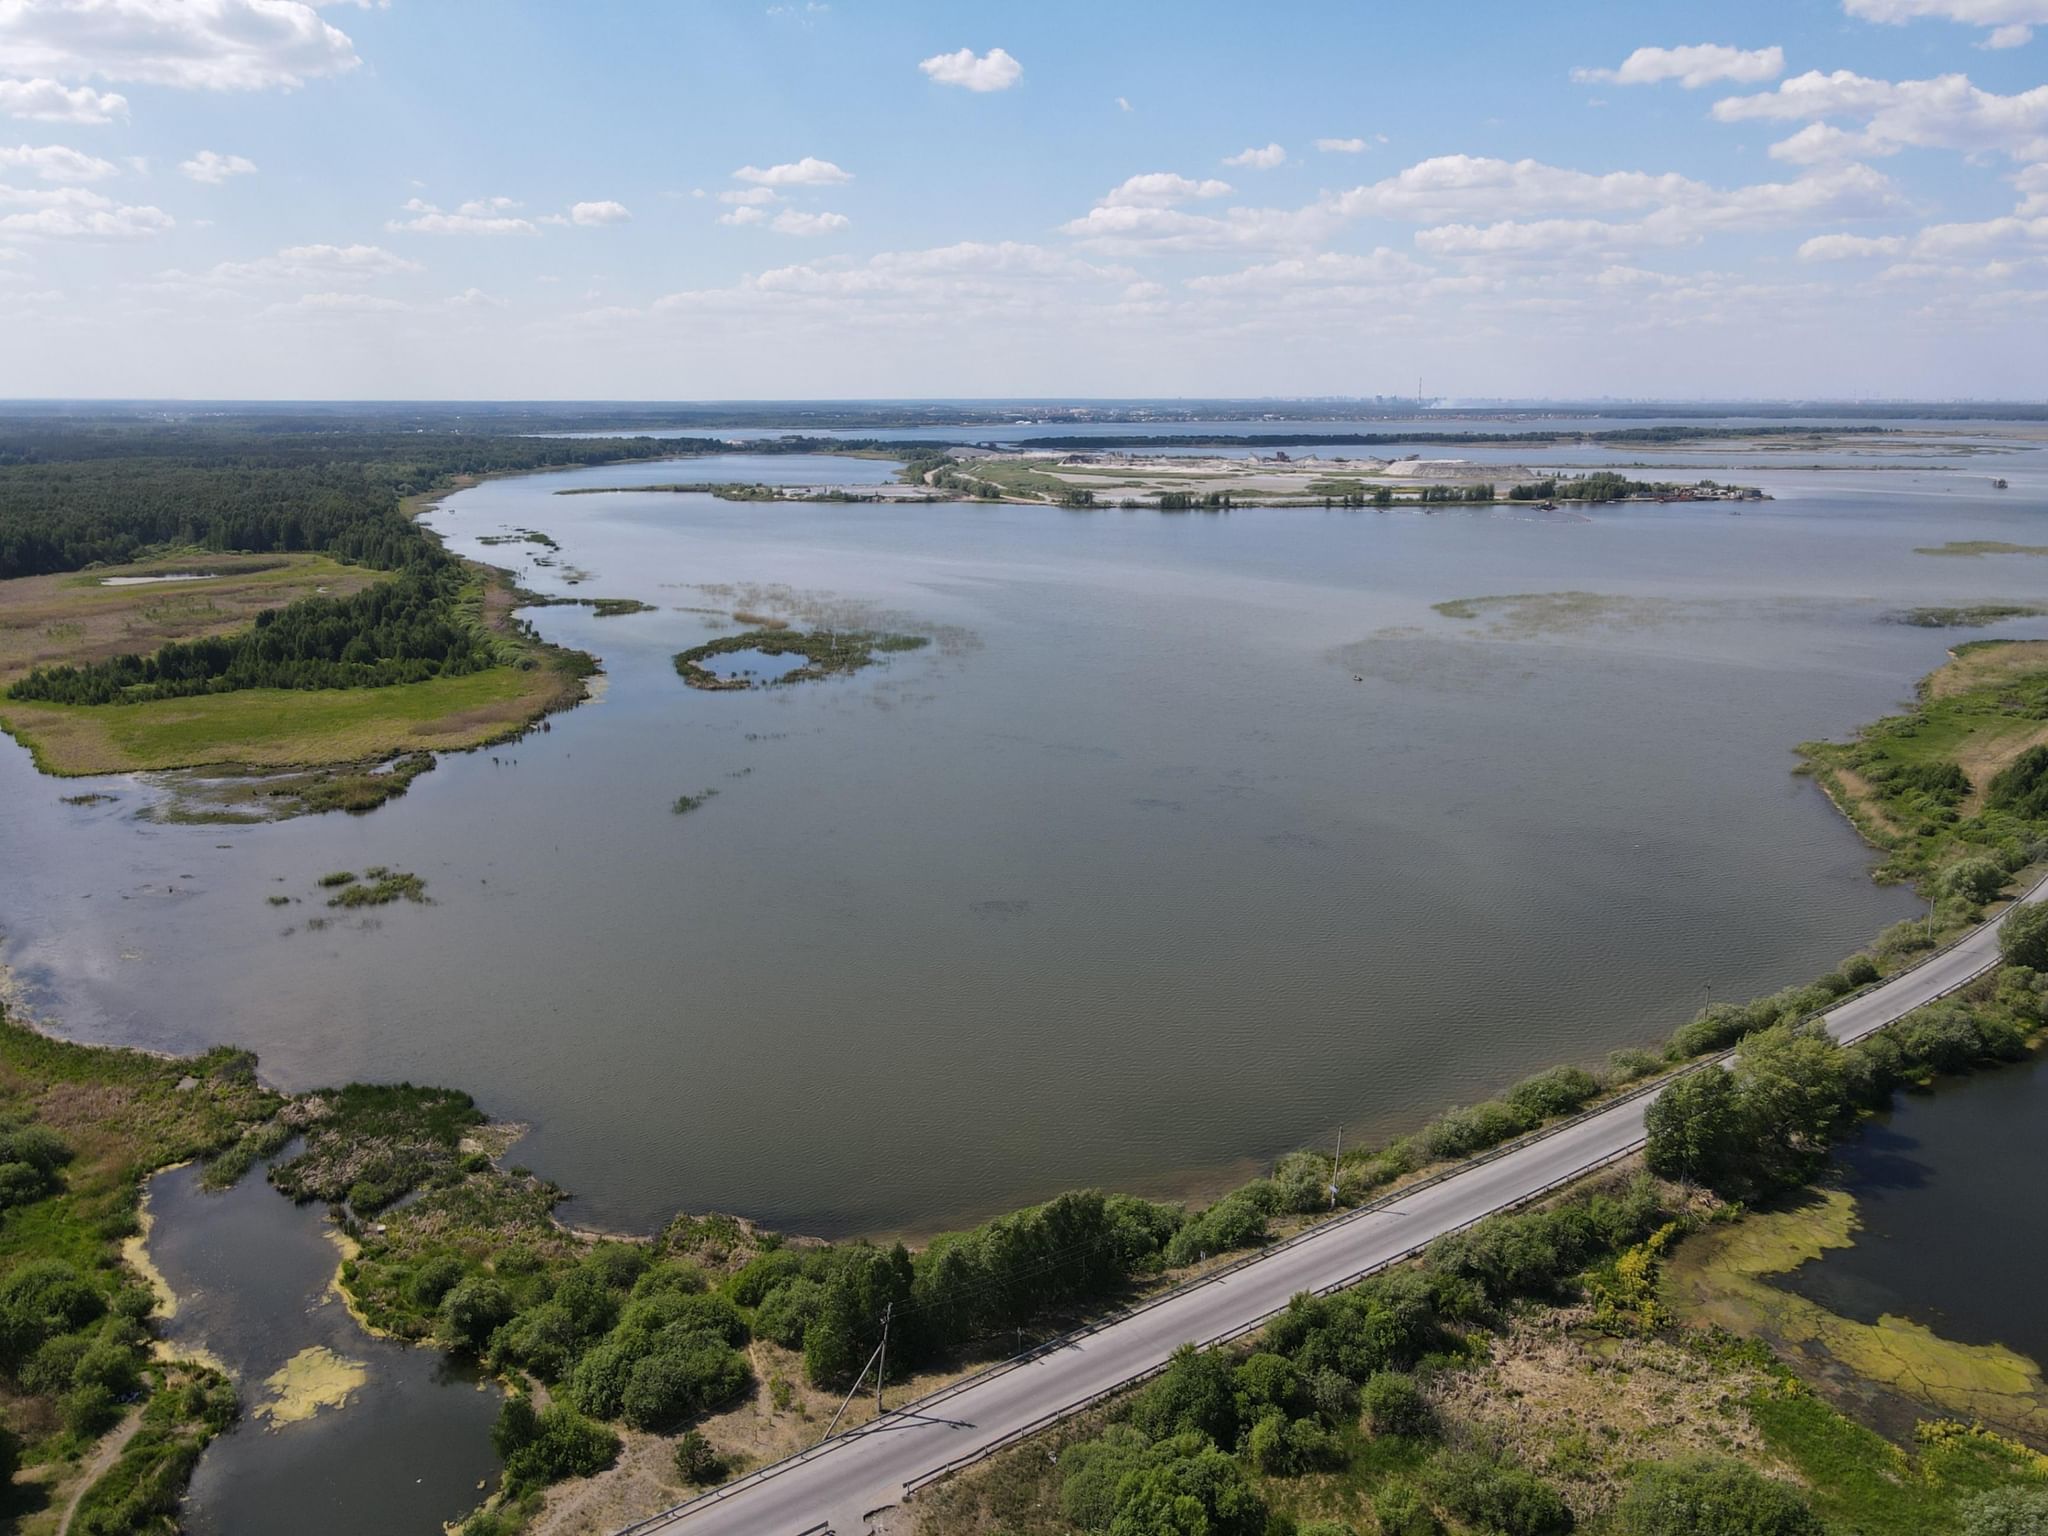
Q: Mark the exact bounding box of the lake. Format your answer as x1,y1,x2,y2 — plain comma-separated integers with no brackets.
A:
4,435,2046,1238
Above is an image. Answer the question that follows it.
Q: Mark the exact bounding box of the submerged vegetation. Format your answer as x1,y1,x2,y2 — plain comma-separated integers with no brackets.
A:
324,866,428,908
672,627,929,690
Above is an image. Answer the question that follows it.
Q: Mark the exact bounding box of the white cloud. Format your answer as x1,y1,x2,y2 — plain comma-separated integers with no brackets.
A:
0,185,171,238
387,197,536,235
1098,172,1233,209
917,46,1022,92
2019,162,2048,214
770,209,848,236
1185,249,1430,292
733,157,851,186
1116,96,1133,113
570,199,631,226
210,241,419,281
719,186,778,206
1316,137,1371,154
179,149,256,183
0,78,128,123
1797,232,1909,259
1715,71,2048,162
1843,0,2048,47
1572,44,1786,89
0,0,362,91
1223,143,1286,169
718,205,766,227
0,143,116,181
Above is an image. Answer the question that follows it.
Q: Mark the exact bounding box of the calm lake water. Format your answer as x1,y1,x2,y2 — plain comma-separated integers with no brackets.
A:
144,1162,501,1534
4,434,2047,1238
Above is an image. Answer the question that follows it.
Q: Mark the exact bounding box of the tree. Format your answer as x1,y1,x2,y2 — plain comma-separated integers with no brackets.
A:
440,1276,513,1352
2000,900,2048,971
1960,1485,2048,1536
673,1429,726,1485
1617,1458,1823,1536
1360,1371,1434,1437
1643,1067,1744,1189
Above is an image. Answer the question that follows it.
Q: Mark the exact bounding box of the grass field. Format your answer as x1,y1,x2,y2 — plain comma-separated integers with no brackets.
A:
0,553,587,781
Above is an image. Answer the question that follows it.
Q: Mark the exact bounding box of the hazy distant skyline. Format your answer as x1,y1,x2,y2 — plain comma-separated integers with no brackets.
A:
2,0,2046,399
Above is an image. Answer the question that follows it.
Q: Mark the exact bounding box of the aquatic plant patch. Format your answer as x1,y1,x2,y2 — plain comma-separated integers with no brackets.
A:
671,627,928,691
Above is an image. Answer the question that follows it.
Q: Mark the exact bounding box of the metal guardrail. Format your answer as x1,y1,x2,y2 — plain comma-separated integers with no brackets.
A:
617,874,2044,1533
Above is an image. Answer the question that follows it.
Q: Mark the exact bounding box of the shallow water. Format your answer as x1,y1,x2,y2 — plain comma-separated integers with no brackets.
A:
143,1162,500,1534
5,443,2048,1238
98,572,220,587
1779,1054,2048,1369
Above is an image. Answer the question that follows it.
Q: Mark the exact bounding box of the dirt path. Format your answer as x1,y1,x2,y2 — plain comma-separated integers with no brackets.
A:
57,1405,144,1536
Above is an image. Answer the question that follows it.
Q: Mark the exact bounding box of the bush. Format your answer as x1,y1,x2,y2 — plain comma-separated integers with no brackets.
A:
1163,1194,1267,1268
1605,1047,1663,1084
440,1276,514,1351
1134,1343,1242,1446
0,1259,106,1365
673,1428,726,1486
2001,901,2048,971
1422,1449,1573,1536
752,1276,825,1349
500,1404,619,1491
1360,1371,1434,1437
1960,1485,2048,1536
1840,953,1881,988
619,1338,749,1431
1940,856,2009,904
1506,1066,1601,1123
404,1254,467,1311
1617,1458,1822,1536
1246,1410,1336,1475
1418,1100,1529,1161
1058,1424,1159,1531
1372,1482,1444,1536
1667,1001,1763,1061
62,1381,119,1437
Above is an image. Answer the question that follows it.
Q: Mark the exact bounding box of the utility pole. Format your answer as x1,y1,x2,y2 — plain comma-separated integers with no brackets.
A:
1330,1127,1342,1209
876,1302,892,1417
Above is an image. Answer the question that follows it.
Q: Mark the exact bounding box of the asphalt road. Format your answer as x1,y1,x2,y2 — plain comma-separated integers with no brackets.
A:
634,877,2043,1536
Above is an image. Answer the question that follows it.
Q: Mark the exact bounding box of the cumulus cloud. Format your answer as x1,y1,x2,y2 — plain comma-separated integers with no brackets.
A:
387,197,537,235
0,78,128,122
1843,0,2048,48
1572,44,1786,89
918,46,1022,92
180,149,256,183
0,184,171,238
719,186,778,206
1715,71,2048,162
770,209,848,235
0,143,117,182
1316,137,1372,154
0,0,362,91
570,199,630,225
1798,232,1909,259
718,205,767,226
1098,172,1233,209
733,157,851,186
1223,143,1286,169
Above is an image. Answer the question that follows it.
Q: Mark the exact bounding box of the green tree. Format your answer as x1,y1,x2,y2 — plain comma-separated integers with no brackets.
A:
1617,1458,1823,1536
1960,1485,2048,1536
2000,901,2048,971
1643,1067,1745,1189
440,1275,514,1352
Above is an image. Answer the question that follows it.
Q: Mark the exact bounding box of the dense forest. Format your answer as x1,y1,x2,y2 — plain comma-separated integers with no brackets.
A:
0,421,715,704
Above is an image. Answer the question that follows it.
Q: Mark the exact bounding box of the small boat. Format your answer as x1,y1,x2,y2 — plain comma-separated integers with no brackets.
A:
1992,477,2010,489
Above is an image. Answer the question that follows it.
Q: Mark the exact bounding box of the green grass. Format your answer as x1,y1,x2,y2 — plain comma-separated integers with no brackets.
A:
672,628,930,691
1749,1392,2048,1535
325,866,427,907
1895,604,2047,628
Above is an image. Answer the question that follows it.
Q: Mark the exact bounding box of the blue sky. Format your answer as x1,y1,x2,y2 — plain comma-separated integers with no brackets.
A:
2,0,2046,398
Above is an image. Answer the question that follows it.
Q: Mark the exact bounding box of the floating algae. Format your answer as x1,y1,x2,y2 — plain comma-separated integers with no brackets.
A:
252,1345,368,1427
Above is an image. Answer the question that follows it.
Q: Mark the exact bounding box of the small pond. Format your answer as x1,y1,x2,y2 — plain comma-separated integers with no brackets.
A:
694,648,811,684
143,1162,501,1535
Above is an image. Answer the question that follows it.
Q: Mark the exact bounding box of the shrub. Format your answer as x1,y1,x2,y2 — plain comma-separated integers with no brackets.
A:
1617,1457,1822,1536
1506,1066,1601,1123
1134,1343,1243,1446
1360,1370,1434,1437
1372,1482,1444,1536
673,1428,726,1485
1960,1485,2048,1536
1163,1194,1267,1268
1605,1047,1662,1084
405,1254,466,1310
0,1259,105,1365
1940,856,2009,904
619,1338,749,1431
500,1404,619,1491
1422,1449,1573,1536
440,1276,514,1351
1418,1100,1529,1161
752,1276,825,1349
1247,1410,1336,1475
2001,900,2048,971
1840,953,1881,988
1058,1424,1159,1531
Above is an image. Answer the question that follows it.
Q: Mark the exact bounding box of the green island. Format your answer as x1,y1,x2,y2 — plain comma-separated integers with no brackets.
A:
2,636,2048,1533
671,628,930,691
